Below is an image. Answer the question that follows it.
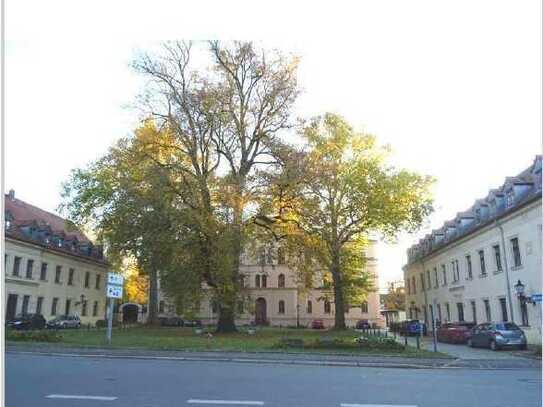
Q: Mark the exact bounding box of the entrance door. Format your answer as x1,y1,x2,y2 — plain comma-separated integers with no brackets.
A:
6,294,18,320
255,298,267,325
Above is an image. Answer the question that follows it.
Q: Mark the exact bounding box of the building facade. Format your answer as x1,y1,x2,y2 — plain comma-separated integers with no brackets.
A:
403,156,542,344
155,241,383,328
4,191,108,325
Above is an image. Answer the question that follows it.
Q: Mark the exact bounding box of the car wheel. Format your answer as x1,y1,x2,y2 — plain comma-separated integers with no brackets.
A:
467,338,473,348
490,340,499,351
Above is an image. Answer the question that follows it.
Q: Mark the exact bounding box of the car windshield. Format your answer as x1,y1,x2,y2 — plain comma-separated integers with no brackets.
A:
495,323,520,331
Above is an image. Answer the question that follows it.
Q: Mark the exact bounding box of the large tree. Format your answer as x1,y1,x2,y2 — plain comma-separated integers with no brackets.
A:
133,41,300,332
260,113,434,329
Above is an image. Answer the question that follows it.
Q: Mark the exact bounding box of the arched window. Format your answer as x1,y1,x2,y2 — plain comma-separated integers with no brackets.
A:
255,275,261,288
307,300,312,314
278,300,285,314
361,301,368,313
324,300,331,314
262,275,267,288
278,274,285,288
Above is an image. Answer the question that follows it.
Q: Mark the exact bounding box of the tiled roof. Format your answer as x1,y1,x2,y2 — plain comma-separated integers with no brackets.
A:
406,155,542,265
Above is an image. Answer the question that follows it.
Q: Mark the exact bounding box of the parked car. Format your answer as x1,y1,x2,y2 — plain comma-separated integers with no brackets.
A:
399,320,427,336
184,319,202,327
436,322,475,344
311,319,325,329
7,313,46,330
468,322,527,351
46,315,81,329
159,316,184,327
356,319,371,330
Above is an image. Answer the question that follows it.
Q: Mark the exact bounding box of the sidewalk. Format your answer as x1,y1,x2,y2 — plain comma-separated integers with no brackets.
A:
6,342,541,370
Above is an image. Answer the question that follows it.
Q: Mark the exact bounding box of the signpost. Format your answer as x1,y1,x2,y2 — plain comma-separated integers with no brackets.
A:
106,272,124,345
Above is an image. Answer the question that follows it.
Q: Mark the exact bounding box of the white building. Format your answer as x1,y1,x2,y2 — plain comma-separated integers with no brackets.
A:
153,241,384,328
4,190,108,325
403,156,542,344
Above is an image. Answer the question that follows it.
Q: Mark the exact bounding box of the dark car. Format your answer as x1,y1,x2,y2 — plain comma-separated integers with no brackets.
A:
46,315,81,329
468,322,527,350
399,320,427,336
159,316,184,327
436,322,475,344
7,313,46,330
184,319,202,327
356,319,371,330
311,319,325,329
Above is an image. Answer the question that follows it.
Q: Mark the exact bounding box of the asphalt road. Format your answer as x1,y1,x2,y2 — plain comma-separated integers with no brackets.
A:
6,353,542,407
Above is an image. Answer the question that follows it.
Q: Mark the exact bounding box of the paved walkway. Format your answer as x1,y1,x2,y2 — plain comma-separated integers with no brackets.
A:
394,334,537,360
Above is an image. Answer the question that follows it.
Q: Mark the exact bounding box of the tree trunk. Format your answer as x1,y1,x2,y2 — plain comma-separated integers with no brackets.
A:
331,254,346,330
147,267,159,326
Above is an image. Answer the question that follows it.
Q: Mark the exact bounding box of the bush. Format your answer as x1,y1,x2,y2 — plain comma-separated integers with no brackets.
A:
355,336,405,351
7,329,63,343
95,319,120,328
273,337,305,349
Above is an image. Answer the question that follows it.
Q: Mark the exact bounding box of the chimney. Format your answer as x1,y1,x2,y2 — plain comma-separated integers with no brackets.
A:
8,189,15,200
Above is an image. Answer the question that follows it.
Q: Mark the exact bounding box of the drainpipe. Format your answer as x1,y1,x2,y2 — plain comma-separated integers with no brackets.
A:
496,219,515,323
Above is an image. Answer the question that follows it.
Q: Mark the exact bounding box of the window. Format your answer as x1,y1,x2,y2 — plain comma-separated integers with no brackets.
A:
36,297,44,315
307,300,312,314
26,259,34,279
277,247,285,265
159,301,165,313
13,256,21,276
95,274,101,290
361,301,368,313
278,300,285,314
457,302,464,322
22,295,30,314
40,262,48,281
93,301,99,317
68,268,75,285
429,304,434,325
65,299,71,315
278,274,285,288
506,189,514,207
493,245,502,271
238,300,244,314
520,300,529,326
420,273,425,291
484,299,491,322
261,275,267,288
445,303,451,321
51,298,59,316
4,254,8,270
441,264,447,286
55,265,62,284
433,268,438,288
266,248,274,265
406,278,411,295
455,260,460,281
451,261,457,282
412,276,416,294
478,250,486,275
255,275,261,288
423,305,428,325
470,300,477,324
511,238,522,267
324,300,331,314
466,255,472,279
426,270,431,290
437,303,442,322
82,301,88,316
84,271,90,288
499,298,508,322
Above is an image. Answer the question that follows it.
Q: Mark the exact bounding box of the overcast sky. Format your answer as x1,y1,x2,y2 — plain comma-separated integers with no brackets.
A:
5,0,542,291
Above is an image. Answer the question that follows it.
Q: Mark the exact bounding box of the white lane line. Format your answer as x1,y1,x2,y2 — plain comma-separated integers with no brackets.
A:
45,394,117,401
341,404,417,407
187,400,264,405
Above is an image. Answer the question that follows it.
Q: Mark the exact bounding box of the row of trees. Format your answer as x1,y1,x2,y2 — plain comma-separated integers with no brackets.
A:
61,41,434,331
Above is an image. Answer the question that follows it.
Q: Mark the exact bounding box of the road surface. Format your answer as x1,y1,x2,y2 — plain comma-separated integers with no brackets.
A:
5,353,541,407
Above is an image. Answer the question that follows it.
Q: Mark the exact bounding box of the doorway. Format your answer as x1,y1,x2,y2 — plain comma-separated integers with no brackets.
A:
255,297,267,325
6,294,18,320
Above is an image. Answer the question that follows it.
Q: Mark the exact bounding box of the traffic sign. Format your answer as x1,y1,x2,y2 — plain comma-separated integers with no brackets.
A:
108,272,124,286
106,285,123,299
531,294,542,303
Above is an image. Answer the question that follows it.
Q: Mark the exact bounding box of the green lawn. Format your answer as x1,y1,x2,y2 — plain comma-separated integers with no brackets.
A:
7,326,450,358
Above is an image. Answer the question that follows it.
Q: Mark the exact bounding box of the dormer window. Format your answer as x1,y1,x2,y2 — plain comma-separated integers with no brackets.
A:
475,208,481,223
506,189,514,207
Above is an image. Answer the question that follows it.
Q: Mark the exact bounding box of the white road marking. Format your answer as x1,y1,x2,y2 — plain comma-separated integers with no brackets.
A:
340,404,417,407
45,394,117,401
187,400,264,405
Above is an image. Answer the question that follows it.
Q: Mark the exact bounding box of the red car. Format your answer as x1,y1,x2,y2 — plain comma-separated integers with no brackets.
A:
311,319,325,329
436,322,476,344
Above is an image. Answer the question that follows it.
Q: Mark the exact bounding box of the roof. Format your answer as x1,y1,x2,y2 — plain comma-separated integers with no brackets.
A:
5,194,90,243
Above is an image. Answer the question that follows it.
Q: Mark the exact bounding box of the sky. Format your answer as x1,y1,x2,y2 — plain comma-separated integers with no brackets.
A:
4,0,542,292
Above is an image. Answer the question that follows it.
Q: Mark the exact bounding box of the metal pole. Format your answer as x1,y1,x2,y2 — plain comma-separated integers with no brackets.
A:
106,298,113,345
